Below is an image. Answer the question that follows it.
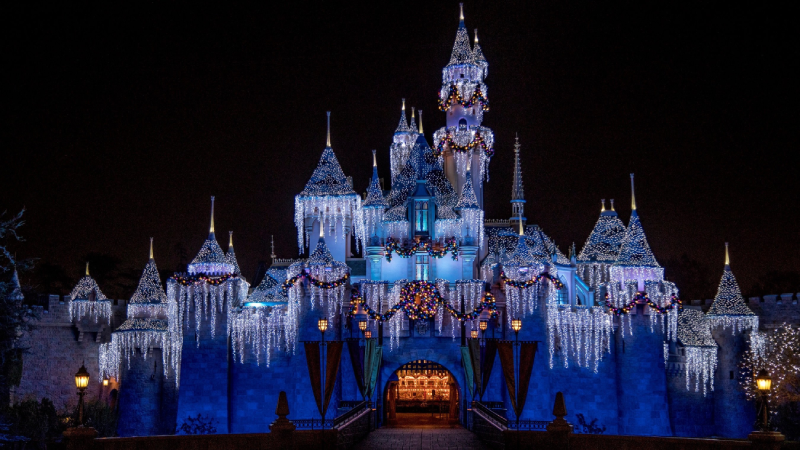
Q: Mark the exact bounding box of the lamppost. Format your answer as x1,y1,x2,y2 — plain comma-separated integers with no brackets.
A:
364,330,372,339
479,319,488,346
317,317,329,446
510,319,522,449
470,330,478,339
756,369,772,432
74,363,90,426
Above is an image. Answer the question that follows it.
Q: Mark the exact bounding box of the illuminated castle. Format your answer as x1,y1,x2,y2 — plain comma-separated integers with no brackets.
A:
18,4,774,439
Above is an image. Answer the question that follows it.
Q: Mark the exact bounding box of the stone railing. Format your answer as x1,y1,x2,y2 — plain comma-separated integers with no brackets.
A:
470,393,798,450
63,391,373,450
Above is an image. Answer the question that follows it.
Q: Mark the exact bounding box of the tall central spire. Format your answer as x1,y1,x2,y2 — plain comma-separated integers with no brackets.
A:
511,134,526,221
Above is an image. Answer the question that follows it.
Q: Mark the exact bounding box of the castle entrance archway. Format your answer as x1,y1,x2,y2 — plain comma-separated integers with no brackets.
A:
384,360,459,428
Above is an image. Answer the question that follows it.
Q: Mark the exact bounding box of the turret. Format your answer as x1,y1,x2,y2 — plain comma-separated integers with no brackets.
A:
433,4,494,205
706,243,758,333
356,150,388,249
294,112,360,262
577,199,626,290
225,231,242,276
69,261,112,324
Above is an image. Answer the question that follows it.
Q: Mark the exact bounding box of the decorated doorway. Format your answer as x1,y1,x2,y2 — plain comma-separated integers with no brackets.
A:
384,360,459,428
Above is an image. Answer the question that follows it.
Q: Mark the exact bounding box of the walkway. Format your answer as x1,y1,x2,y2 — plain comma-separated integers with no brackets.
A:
352,427,489,450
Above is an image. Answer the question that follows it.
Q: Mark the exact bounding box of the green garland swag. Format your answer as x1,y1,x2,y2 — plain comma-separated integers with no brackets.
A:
604,291,682,315
281,272,350,295
172,273,238,286
437,83,489,111
499,271,565,290
348,280,498,322
434,130,494,158
384,238,459,262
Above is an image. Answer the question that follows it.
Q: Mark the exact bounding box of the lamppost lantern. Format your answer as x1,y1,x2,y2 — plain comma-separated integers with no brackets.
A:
511,319,522,334
359,320,368,332
75,364,90,390
479,320,488,332
471,330,478,339
756,369,772,392
102,377,109,387
364,330,372,339
318,318,329,334
74,363,90,426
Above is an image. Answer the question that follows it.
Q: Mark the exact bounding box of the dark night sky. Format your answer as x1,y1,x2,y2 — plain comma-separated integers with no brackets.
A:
3,1,798,297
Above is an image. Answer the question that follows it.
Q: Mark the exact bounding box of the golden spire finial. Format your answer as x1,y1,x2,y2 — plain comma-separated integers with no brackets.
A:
229,231,233,248
459,3,464,21
326,111,331,147
411,106,415,120
149,237,154,259
270,235,276,261
372,149,377,167
85,261,90,276
418,110,423,133
601,199,606,212
210,196,216,233
402,98,406,111
725,242,730,267
610,199,615,211
630,174,637,211
320,223,325,239
474,29,479,44
518,211,524,236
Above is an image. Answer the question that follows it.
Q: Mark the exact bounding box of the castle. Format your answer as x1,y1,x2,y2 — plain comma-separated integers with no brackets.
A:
14,5,799,439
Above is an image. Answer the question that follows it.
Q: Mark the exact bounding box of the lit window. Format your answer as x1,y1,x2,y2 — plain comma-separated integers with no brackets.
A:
415,255,429,281
415,201,428,233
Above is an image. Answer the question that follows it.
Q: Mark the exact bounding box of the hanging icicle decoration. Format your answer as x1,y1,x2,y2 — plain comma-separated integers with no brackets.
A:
69,271,112,324
677,309,718,396
545,306,613,372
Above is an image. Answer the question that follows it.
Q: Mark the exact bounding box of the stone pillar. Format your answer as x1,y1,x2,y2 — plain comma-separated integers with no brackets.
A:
117,348,164,436
460,245,478,280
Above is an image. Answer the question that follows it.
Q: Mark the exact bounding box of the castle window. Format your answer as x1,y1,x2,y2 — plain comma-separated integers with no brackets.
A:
415,200,428,233
458,118,467,129
415,255,429,281
557,278,569,305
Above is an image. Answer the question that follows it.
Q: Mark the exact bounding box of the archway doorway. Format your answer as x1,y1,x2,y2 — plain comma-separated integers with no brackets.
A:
384,360,459,428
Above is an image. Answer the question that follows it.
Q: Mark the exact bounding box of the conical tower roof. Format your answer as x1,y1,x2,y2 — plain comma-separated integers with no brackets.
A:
308,235,335,267
447,5,474,67
225,231,242,275
130,240,166,304
395,99,411,133
455,169,480,210
189,197,235,274
613,175,660,268
472,29,488,72
363,150,388,209
707,244,756,319
299,147,357,198
70,263,108,301
578,200,627,263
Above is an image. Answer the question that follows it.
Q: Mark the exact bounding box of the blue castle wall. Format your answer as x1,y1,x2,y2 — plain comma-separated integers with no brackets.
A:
117,348,177,436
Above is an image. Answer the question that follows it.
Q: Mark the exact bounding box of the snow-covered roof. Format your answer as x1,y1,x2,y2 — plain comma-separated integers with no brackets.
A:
447,18,474,67
247,268,288,304
707,266,755,318
677,309,715,347
130,258,167,304
613,213,660,268
70,274,108,301
578,208,627,263
189,232,234,274
455,171,480,210
298,147,357,198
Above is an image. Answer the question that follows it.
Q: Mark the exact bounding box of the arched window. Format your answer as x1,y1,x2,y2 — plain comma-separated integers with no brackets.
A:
458,118,467,129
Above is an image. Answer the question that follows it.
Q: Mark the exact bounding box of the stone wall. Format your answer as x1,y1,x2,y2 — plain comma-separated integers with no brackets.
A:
14,295,124,411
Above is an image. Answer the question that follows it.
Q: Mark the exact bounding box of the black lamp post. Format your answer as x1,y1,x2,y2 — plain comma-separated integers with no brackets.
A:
318,317,329,432
74,364,90,426
510,319,522,448
755,369,772,432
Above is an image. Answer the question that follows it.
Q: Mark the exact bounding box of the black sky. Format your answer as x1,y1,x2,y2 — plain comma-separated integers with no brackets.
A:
3,1,798,297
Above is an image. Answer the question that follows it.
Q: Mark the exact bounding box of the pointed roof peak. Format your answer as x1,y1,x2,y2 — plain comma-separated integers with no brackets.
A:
707,250,756,323
456,169,480,210
209,196,216,234
511,134,525,203
229,231,234,248
724,242,730,269
149,237,154,260
395,99,410,133
447,8,474,67
409,107,417,132
85,261,90,277
130,251,166,304
578,205,626,263
299,146,357,197
372,149,377,168
326,111,331,148
418,110,423,134
459,3,465,27
630,173,637,215
364,150,388,209
224,231,241,275
613,213,660,267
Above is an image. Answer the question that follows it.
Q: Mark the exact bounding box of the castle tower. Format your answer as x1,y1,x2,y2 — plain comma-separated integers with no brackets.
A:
361,151,389,280
68,262,112,324
707,243,757,437
294,112,360,263
433,4,494,208
172,197,248,434
390,100,417,182
105,239,178,436
225,231,242,277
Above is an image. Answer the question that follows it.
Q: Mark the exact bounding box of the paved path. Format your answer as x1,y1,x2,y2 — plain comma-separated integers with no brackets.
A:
352,428,490,450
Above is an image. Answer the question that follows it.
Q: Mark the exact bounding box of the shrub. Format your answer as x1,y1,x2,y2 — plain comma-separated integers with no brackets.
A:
177,414,217,434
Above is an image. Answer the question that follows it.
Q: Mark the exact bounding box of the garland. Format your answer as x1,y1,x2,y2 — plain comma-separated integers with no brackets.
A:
281,272,350,294
172,273,238,286
437,83,489,111
434,130,494,158
604,292,683,315
499,271,565,290
384,238,459,262
348,281,497,322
